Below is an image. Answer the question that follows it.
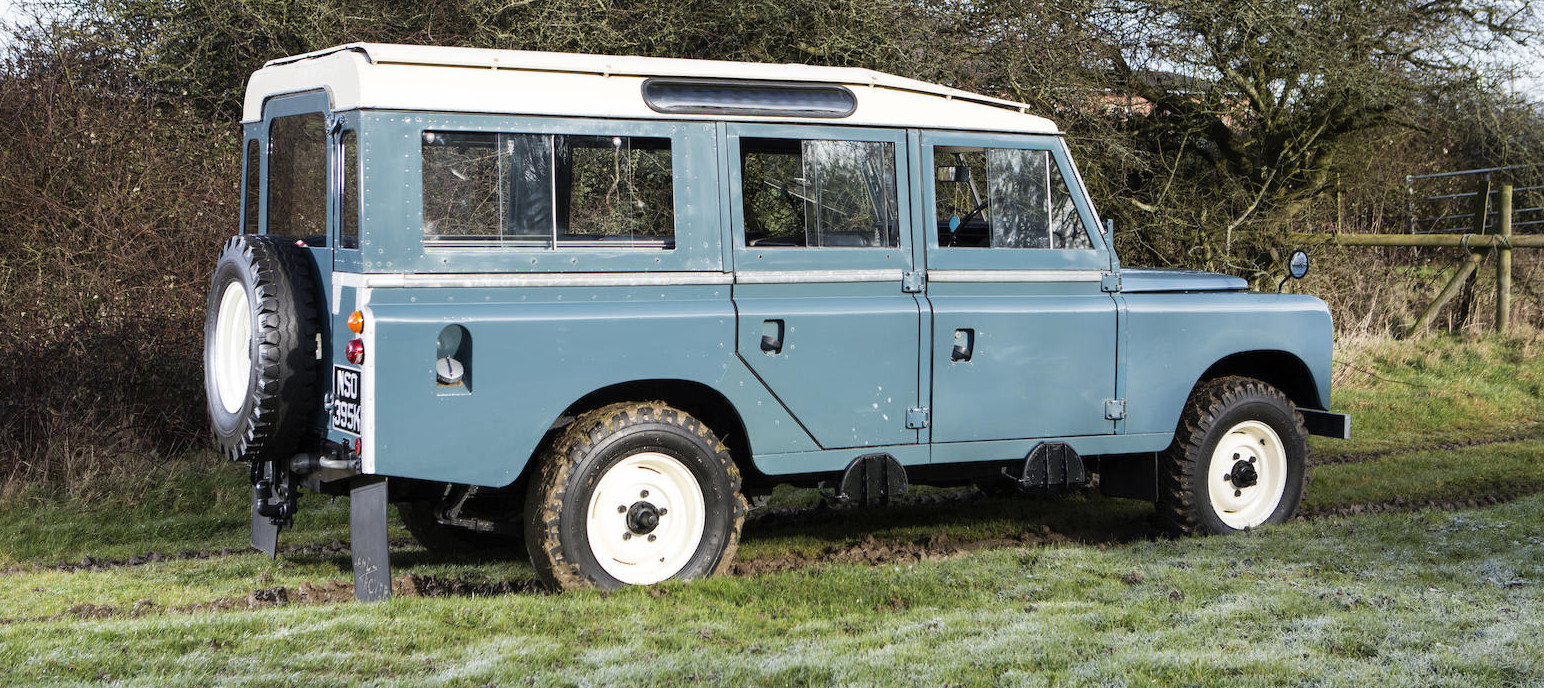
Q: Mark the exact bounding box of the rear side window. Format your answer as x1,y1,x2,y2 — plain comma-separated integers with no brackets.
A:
421,132,675,249
340,130,359,249
242,138,260,234
934,146,1090,249
741,138,898,248
266,113,328,245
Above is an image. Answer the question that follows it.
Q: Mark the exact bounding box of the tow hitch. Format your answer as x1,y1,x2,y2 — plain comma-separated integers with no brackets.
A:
250,460,296,558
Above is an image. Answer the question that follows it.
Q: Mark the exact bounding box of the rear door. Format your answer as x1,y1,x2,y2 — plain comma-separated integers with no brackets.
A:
727,124,923,450
920,133,1119,443
257,92,337,434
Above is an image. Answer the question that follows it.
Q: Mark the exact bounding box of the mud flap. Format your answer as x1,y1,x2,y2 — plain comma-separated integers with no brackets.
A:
350,476,392,602
250,489,280,558
1013,442,1088,493
835,453,909,507
249,459,294,558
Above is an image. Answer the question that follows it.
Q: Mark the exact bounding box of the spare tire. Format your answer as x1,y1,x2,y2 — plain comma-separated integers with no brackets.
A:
204,235,323,463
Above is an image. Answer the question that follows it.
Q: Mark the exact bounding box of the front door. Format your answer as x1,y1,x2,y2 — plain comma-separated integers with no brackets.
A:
728,124,922,450
920,133,1118,443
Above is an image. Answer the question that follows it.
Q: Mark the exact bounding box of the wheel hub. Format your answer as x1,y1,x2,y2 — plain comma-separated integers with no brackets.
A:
625,501,662,535
1228,460,1259,489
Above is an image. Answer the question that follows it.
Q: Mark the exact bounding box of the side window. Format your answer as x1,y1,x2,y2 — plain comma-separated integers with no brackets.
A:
340,130,359,250
741,138,898,248
242,138,260,234
934,146,1091,249
267,113,328,245
421,132,674,249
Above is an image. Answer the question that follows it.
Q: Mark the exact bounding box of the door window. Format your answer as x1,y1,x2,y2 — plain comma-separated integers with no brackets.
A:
934,146,1090,250
741,138,898,248
267,112,328,245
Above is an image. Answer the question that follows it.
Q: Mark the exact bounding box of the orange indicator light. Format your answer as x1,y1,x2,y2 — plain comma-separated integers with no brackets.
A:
347,310,365,334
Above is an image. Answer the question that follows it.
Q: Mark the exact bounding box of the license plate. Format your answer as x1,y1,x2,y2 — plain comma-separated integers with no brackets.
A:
331,365,363,435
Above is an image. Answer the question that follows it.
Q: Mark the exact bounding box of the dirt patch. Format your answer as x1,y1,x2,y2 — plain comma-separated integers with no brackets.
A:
1,573,546,625
731,526,1074,577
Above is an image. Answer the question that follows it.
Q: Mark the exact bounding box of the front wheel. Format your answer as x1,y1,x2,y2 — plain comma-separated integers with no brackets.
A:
1157,377,1308,535
524,402,747,590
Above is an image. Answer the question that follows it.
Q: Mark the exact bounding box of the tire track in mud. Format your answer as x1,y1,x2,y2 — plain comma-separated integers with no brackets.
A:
1312,430,1544,466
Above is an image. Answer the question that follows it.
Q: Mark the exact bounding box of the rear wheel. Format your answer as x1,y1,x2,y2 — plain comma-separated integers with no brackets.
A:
1158,376,1308,535
398,498,524,556
525,402,746,590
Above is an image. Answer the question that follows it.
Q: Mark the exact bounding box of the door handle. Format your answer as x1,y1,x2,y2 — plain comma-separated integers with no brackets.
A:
951,329,974,361
761,319,785,354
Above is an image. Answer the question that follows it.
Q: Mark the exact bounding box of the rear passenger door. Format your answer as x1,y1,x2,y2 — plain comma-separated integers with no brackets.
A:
921,133,1118,443
727,124,923,450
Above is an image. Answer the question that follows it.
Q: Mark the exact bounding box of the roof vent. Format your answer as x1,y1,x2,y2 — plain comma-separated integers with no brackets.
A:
642,79,856,118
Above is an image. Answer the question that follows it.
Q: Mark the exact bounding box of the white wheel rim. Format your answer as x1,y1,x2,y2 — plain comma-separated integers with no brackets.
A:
1207,420,1287,529
212,281,253,415
585,451,706,585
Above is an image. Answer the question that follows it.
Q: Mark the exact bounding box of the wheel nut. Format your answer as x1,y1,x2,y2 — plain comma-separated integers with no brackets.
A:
647,534,657,542
658,508,668,516
1234,489,1242,497
1232,453,1240,460
623,533,632,540
618,505,627,513
1249,457,1256,463
640,490,649,498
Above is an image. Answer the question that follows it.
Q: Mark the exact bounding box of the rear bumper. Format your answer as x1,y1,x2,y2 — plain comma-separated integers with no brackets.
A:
1300,408,1351,439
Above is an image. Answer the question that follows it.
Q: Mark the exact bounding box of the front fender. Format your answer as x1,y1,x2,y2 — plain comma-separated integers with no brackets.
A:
1120,292,1333,438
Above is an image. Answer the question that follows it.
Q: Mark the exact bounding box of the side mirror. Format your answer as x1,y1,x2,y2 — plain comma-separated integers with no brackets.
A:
1288,249,1311,279
1278,249,1310,292
936,166,970,183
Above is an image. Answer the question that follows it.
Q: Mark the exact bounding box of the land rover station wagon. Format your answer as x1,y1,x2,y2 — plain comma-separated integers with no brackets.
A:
204,43,1349,599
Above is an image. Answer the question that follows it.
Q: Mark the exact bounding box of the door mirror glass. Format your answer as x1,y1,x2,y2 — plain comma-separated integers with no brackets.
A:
1288,249,1310,279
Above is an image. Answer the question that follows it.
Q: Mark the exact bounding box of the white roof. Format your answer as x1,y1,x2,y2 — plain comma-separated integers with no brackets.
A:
242,43,1060,135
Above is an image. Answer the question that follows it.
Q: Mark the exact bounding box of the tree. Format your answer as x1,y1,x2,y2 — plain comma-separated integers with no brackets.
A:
1094,0,1540,273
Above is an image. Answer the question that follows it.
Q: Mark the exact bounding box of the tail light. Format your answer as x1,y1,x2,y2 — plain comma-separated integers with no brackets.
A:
345,338,365,364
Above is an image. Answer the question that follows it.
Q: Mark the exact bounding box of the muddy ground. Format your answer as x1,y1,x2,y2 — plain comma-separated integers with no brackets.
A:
6,434,1542,623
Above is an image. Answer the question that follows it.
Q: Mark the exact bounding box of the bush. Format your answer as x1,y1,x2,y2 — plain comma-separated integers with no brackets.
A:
0,26,238,493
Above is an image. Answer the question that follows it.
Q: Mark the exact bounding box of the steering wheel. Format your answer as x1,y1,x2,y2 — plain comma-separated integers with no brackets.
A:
951,199,990,232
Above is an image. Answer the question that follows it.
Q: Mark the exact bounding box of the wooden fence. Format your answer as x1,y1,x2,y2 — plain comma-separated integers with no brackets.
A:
1291,173,1538,334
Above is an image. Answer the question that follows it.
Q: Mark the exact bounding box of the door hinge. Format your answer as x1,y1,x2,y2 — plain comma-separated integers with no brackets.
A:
1100,272,1122,293
1104,399,1127,421
902,271,924,293
906,407,930,429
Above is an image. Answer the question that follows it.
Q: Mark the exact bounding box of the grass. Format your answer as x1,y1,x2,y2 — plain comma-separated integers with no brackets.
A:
0,333,1541,686
1318,333,1544,457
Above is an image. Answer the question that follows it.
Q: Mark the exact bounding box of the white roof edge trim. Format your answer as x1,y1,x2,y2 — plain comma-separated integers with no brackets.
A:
258,42,1041,118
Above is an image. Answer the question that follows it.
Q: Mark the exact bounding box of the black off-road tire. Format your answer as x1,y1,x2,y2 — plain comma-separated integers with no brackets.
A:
1157,376,1309,536
524,401,747,591
204,235,322,463
398,500,525,557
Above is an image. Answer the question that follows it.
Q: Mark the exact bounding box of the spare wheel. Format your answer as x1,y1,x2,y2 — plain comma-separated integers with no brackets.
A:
204,235,322,462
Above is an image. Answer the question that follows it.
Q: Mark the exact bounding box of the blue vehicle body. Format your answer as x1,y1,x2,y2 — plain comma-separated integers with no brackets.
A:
238,83,1339,498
